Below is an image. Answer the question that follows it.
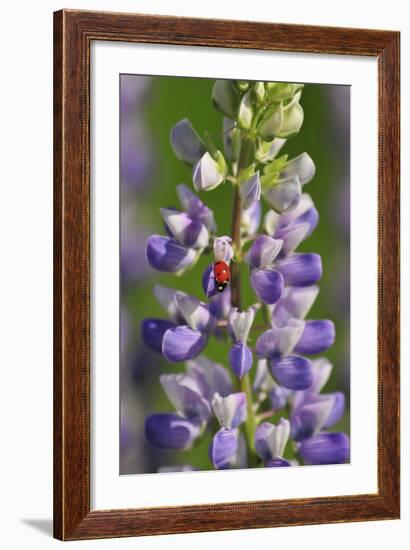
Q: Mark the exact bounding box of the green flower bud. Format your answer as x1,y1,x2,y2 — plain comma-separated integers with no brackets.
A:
212,80,240,119
254,82,265,104
257,104,284,140
266,82,304,103
277,91,304,138
237,90,253,129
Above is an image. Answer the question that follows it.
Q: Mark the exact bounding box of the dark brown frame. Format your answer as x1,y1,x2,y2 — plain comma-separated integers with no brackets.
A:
54,9,400,541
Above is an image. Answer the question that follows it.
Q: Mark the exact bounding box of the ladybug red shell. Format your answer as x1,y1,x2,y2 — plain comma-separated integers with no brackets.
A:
213,261,231,292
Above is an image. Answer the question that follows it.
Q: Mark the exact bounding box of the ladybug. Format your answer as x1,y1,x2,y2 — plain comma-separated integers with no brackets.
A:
213,261,231,292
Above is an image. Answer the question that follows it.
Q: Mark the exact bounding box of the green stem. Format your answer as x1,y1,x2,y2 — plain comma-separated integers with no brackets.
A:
230,135,258,465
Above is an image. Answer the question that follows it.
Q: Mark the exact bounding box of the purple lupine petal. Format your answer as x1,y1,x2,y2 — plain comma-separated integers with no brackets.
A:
276,253,323,287
175,293,216,333
242,199,261,237
229,342,253,378
323,392,346,429
213,236,234,262
281,153,316,185
298,432,350,465
273,286,319,325
202,264,218,298
254,418,290,460
212,392,247,429
255,319,305,359
245,235,283,269
162,325,207,362
209,428,239,469
250,269,284,304
193,152,224,192
145,413,201,451
160,209,209,249
176,184,216,232
209,286,231,319
294,320,336,355
269,354,313,390
263,175,302,213
296,206,319,237
141,318,175,353
159,374,211,421
291,395,335,440
146,235,197,273
186,356,233,399
240,172,261,209
275,223,310,257
265,457,291,467
153,285,186,324
228,307,257,343
170,118,206,165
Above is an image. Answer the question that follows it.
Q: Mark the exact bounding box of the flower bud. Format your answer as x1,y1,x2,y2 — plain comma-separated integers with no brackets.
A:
254,82,265,104
257,104,284,140
277,91,304,138
192,152,225,191
170,118,206,165
266,82,303,103
237,90,253,129
212,80,240,119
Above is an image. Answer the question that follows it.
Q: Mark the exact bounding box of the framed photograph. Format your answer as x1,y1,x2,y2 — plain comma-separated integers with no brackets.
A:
54,9,400,540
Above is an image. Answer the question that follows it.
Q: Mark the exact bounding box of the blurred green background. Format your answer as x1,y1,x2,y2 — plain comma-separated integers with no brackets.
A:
120,75,350,475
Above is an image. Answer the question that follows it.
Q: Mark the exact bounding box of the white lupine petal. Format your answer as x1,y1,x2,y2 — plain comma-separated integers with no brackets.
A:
212,392,246,429
275,417,291,457
213,236,234,263
229,307,256,343
192,152,224,191
277,318,305,356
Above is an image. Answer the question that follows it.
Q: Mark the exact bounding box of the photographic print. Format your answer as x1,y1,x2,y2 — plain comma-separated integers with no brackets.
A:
120,75,350,475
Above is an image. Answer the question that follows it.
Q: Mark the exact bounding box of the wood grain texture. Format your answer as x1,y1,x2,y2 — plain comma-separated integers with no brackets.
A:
53,9,400,541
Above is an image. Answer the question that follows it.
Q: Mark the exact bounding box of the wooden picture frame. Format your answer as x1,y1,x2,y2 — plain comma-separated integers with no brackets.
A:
53,9,400,541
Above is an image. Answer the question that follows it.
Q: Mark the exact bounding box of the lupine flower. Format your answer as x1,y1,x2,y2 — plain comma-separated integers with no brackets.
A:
210,393,247,469
142,286,216,361
254,418,291,467
142,79,349,471
245,236,284,304
228,307,258,378
146,186,216,273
